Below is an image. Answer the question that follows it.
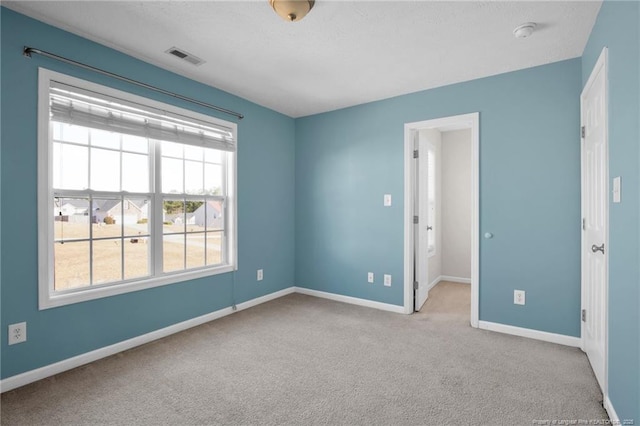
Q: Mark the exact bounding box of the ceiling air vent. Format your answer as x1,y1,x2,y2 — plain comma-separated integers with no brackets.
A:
165,47,205,66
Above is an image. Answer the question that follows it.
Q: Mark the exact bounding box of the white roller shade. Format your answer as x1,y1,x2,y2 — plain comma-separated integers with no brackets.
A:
50,81,236,152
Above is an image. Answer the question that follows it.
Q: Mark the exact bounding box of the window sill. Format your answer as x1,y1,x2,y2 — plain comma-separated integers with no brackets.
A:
39,265,235,310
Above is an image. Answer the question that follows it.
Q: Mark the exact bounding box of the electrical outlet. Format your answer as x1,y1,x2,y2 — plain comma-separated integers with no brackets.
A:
384,274,392,287
8,322,27,345
368,272,374,283
383,194,392,206
257,269,263,281
514,290,525,305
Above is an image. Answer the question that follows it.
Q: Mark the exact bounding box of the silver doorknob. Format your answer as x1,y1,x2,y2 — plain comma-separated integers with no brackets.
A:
591,243,605,254
427,226,433,231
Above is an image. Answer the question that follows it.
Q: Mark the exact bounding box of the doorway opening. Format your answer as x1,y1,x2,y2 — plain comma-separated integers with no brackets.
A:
403,113,479,327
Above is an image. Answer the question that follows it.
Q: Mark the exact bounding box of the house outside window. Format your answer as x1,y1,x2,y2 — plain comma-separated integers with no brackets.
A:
38,69,237,309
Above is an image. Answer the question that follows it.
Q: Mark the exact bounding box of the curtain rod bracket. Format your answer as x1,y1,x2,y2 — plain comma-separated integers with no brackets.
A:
22,46,244,120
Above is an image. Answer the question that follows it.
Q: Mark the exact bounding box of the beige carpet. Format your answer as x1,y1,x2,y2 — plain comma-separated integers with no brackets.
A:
419,280,471,319
1,283,606,425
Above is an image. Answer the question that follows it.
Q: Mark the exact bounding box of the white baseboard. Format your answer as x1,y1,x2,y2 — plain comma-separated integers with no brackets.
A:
235,287,295,311
478,321,581,347
604,395,619,423
428,276,441,291
294,287,406,314
440,275,471,284
0,287,295,393
427,275,471,291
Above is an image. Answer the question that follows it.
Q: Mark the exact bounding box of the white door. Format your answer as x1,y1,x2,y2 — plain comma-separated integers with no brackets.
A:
581,47,608,393
414,133,432,311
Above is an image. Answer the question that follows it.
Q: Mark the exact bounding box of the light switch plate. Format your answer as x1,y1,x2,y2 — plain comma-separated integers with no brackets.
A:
383,194,392,207
613,176,621,203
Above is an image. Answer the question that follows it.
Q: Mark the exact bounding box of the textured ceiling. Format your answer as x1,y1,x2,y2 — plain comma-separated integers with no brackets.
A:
5,1,602,118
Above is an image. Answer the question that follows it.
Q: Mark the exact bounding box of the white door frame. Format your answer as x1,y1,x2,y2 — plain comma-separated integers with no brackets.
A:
403,112,480,327
580,47,609,398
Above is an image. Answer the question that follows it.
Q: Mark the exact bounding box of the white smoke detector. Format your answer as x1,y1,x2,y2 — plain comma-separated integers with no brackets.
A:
513,22,537,39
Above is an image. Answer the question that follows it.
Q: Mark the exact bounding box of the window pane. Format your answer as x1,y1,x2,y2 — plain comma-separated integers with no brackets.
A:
122,134,148,154
122,152,149,193
163,235,185,273
92,239,122,284
204,163,222,195
91,148,120,191
162,157,183,194
206,232,223,266
124,239,149,280
92,198,123,238
54,241,90,291
54,197,90,240
204,148,222,164
186,201,205,232
186,233,205,269
162,141,183,158
184,145,203,161
185,161,204,194
163,200,185,233
205,200,224,231
53,143,88,190
124,198,150,237
91,128,120,150
55,122,89,145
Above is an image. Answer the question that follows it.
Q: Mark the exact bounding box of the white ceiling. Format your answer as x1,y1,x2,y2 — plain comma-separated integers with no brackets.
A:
5,1,602,118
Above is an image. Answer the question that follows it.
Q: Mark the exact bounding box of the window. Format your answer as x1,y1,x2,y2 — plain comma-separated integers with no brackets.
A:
427,142,436,256
38,69,237,309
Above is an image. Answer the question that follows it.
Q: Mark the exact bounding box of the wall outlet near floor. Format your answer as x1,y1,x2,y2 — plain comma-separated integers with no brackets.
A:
257,269,263,281
514,290,525,305
368,272,374,283
8,322,27,345
384,274,392,287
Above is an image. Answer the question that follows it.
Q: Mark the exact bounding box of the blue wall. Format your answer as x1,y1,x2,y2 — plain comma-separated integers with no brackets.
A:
296,59,583,336
0,8,296,379
582,1,640,421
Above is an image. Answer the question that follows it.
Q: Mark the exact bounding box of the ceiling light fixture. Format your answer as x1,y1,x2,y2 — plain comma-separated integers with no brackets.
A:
513,22,537,39
269,0,315,22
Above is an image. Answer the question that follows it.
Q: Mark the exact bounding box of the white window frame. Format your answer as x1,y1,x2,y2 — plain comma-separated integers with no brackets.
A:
37,68,237,310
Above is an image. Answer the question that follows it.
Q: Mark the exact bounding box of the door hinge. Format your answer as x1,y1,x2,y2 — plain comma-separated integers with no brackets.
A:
581,126,586,138
413,215,419,224
413,150,419,159
413,281,419,290
581,309,586,322
582,218,586,231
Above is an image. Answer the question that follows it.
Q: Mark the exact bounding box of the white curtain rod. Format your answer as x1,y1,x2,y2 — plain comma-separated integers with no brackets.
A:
23,46,244,120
